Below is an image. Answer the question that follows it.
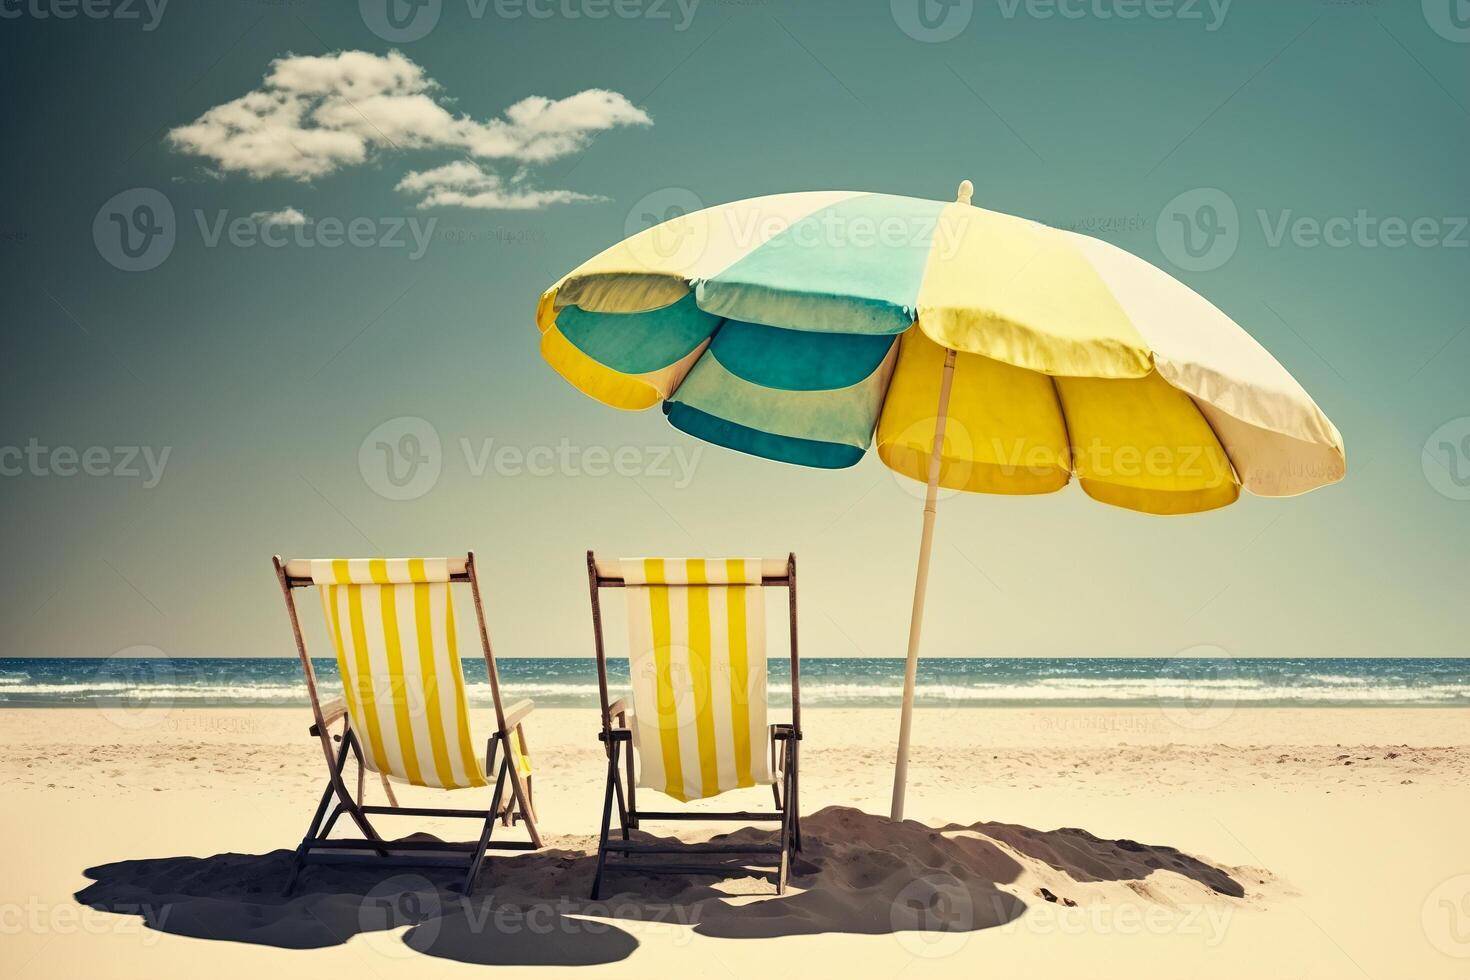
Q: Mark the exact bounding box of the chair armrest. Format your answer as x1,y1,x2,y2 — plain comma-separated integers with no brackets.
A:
502,698,535,732
598,728,633,744
309,698,347,736
771,722,802,741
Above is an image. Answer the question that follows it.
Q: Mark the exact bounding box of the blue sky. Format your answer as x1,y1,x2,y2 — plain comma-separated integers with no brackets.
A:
2,0,1467,660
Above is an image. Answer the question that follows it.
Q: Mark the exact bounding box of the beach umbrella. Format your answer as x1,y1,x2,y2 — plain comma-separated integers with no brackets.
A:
535,181,1344,821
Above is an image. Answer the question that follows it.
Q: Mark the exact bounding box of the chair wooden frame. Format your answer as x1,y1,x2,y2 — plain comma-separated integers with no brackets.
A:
585,550,802,899
272,551,542,895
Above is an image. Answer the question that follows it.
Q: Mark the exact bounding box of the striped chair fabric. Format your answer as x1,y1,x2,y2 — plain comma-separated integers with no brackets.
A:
309,558,529,789
620,558,773,802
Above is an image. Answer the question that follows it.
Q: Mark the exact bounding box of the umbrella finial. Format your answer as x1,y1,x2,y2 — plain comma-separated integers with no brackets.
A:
956,179,973,205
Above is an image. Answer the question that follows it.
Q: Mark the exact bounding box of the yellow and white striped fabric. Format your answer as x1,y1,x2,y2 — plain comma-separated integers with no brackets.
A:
308,558,525,790
620,558,773,803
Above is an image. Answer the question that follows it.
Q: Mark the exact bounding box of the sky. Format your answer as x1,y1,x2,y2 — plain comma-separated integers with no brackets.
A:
1,0,1467,662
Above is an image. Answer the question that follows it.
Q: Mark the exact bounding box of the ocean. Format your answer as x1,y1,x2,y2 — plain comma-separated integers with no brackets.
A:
0,657,1466,709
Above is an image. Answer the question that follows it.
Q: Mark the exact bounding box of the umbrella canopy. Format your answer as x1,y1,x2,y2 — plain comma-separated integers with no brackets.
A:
538,185,1343,512
536,183,1344,816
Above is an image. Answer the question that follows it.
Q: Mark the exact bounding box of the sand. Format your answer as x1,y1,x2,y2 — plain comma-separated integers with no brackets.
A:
3,706,1468,978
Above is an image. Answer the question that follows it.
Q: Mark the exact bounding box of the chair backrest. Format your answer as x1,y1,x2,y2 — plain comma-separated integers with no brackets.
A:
274,554,511,790
587,553,800,803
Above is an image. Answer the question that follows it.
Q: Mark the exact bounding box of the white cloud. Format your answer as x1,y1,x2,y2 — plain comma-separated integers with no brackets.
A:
250,207,308,226
396,162,603,210
168,50,650,186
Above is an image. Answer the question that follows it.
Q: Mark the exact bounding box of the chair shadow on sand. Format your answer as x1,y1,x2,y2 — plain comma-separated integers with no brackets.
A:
76,806,1248,965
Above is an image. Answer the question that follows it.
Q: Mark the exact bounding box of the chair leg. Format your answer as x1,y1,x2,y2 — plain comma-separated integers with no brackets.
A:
590,739,620,900
607,734,630,840
462,755,509,895
775,753,795,895
612,764,630,841
333,731,384,846
790,740,802,853
624,747,638,830
770,732,783,810
517,726,536,822
507,767,542,848
483,735,514,828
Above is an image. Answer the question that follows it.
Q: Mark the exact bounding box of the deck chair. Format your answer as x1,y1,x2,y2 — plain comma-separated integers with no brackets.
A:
272,553,541,894
585,552,802,898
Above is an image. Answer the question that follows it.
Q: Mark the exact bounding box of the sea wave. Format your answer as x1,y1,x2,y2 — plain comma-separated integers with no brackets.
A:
2,678,1467,706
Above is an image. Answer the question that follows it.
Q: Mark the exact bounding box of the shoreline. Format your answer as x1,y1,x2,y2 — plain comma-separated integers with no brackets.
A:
5,657,1468,711
4,700,1468,715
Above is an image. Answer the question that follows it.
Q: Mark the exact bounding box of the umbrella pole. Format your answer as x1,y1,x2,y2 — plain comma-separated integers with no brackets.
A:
890,346,958,822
